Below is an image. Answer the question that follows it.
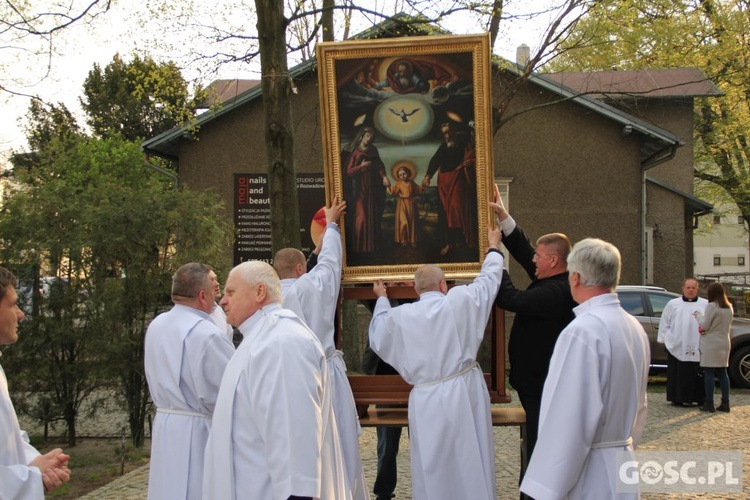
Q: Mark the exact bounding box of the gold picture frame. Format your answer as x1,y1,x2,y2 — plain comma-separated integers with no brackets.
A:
317,33,494,284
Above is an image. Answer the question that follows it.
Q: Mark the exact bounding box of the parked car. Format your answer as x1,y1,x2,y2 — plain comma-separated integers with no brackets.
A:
616,285,750,389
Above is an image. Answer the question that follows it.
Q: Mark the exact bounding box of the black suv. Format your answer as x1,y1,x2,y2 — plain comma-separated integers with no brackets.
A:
616,285,750,389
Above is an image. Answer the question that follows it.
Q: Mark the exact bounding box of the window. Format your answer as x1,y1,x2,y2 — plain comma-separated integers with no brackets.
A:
619,292,645,316
714,256,721,266
495,179,511,211
714,215,721,224
739,216,744,225
647,293,674,318
740,256,746,266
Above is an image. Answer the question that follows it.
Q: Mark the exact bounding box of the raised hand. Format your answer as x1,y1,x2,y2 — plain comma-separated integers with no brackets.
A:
373,279,387,298
324,196,347,225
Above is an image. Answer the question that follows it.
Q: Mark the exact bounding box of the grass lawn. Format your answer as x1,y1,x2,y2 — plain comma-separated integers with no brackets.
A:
28,436,150,498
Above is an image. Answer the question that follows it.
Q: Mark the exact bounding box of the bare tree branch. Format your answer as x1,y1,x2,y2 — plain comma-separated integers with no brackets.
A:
1,1,112,36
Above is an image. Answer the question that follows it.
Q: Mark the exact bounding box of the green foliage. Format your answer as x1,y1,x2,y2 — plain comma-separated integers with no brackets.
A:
1,130,232,446
547,0,750,230
80,53,204,142
23,100,84,155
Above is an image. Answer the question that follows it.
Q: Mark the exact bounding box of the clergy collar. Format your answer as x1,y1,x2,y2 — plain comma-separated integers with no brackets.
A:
237,302,282,337
573,292,618,317
682,296,699,302
418,290,444,301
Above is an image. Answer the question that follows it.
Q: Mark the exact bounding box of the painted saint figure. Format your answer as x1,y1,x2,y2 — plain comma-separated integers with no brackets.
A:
422,122,477,256
388,163,423,247
376,58,456,95
342,127,390,253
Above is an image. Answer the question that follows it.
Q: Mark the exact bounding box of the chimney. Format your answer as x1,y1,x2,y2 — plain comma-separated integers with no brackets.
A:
516,44,530,68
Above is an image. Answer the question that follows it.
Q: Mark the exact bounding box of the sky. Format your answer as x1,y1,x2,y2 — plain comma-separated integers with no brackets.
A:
0,1,559,158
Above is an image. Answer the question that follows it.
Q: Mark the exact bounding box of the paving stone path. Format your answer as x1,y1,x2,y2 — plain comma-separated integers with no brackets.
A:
66,389,750,499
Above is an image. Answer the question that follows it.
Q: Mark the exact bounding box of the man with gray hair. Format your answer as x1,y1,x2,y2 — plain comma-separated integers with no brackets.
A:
144,262,234,500
368,227,504,500
203,260,349,500
520,238,650,499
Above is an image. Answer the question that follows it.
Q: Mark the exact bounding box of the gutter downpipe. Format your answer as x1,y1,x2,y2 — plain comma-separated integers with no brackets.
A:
143,157,179,189
641,144,679,284
641,172,646,284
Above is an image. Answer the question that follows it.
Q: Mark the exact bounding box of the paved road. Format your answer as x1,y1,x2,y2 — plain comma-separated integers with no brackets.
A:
78,389,750,499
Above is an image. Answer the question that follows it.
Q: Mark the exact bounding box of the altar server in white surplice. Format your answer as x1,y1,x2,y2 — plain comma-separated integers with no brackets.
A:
658,278,707,406
274,197,369,500
144,263,234,500
1,266,71,498
203,260,350,500
521,238,649,500
368,227,504,500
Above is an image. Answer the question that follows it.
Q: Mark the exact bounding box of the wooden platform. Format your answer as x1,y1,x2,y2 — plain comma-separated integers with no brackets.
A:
358,406,526,428
359,406,528,476
348,374,511,406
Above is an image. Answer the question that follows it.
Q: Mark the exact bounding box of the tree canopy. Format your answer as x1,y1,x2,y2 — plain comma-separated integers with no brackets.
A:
547,0,750,230
81,54,202,142
1,53,230,445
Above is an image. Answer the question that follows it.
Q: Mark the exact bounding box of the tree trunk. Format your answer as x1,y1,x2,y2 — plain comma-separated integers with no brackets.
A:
120,288,151,448
64,403,77,447
124,364,149,448
126,380,149,448
488,0,504,50
341,301,361,372
255,0,301,252
322,0,334,42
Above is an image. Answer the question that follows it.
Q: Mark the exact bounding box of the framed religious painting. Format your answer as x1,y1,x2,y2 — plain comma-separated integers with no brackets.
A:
317,33,495,284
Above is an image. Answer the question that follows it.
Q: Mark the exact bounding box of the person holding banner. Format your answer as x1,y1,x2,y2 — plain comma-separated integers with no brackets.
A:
368,227,503,500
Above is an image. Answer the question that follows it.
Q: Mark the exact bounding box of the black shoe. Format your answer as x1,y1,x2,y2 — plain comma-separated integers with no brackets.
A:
717,401,730,412
700,401,715,413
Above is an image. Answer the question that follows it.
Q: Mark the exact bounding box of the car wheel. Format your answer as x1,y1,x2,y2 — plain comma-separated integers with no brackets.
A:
729,344,750,389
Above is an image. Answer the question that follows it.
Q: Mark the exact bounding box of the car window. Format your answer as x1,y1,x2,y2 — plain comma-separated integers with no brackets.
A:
647,293,674,318
618,292,645,316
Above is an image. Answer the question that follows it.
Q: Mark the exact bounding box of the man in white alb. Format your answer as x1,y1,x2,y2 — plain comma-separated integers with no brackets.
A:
208,267,234,346
273,197,368,500
1,266,71,498
520,238,649,499
144,263,234,500
203,260,350,500
368,227,503,500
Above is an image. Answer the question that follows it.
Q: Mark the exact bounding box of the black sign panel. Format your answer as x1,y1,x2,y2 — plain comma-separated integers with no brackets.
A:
233,174,326,265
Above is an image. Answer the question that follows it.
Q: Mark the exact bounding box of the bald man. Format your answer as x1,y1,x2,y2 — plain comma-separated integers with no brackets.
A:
273,197,368,500
368,227,504,500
